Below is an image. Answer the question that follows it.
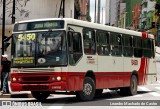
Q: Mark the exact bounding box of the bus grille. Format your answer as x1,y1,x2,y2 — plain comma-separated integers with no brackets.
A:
22,85,48,90
22,76,50,82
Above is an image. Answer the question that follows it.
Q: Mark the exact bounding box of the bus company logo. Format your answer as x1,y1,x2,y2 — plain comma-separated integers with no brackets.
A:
1,101,42,107
131,59,138,65
2,101,11,106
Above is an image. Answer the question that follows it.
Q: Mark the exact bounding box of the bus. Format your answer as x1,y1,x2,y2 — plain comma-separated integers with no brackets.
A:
10,18,157,101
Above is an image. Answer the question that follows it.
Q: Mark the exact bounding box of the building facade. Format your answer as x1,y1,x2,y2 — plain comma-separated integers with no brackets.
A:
79,0,90,21
105,0,117,25
115,0,126,27
126,0,142,29
132,3,141,30
139,0,147,30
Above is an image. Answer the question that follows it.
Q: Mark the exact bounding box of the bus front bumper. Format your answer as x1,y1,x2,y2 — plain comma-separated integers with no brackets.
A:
10,82,67,91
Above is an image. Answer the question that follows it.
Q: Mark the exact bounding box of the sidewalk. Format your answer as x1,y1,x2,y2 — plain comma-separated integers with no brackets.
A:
0,81,32,98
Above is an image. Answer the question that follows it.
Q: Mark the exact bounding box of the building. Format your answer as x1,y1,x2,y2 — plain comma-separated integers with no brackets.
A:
105,0,117,25
139,0,156,30
126,0,141,29
139,0,147,30
115,0,126,27
146,0,156,29
79,0,90,21
132,3,141,30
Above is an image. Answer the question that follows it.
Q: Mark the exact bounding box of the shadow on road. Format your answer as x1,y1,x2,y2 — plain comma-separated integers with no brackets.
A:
14,90,153,106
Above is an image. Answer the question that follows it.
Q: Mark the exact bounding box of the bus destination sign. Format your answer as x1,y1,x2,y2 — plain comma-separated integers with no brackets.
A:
13,20,64,32
33,22,59,29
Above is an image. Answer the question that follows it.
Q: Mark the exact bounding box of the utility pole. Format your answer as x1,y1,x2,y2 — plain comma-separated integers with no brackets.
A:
1,0,6,91
63,0,65,18
12,0,16,24
58,0,65,18
94,0,97,23
97,0,101,23
2,0,6,55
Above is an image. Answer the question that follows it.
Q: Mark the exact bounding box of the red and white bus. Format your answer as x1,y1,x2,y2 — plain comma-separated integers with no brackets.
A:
10,18,157,101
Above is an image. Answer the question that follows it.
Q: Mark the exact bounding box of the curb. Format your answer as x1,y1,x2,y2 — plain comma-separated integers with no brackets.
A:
0,92,33,98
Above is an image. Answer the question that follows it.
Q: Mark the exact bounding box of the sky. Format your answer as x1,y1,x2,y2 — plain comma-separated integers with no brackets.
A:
90,0,106,24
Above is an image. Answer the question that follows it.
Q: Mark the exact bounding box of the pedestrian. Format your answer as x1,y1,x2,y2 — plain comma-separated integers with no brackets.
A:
0,54,11,95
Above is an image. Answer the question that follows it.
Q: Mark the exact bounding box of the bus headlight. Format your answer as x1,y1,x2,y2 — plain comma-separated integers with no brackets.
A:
12,77,17,81
52,77,55,81
18,78,21,81
57,76,61,81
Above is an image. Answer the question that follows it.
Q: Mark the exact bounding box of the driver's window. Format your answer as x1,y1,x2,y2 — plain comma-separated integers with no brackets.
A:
68,31,82,65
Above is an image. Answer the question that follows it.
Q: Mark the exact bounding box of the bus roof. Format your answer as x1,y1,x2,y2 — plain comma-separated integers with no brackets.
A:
15,18,154,39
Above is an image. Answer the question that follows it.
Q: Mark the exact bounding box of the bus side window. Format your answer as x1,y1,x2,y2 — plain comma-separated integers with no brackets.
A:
68,31,83,65
122,35,133,57
143,38,152,58
133,37,142,58
151,39,155,58
110,33,122,56
83,29,96,55
97,31,110,55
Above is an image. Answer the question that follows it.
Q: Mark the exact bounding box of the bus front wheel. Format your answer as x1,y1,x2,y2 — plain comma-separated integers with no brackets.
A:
31,91,50,101
76,77,96,101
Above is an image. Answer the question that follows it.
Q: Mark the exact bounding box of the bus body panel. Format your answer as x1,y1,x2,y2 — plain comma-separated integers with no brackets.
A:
10,18,157,93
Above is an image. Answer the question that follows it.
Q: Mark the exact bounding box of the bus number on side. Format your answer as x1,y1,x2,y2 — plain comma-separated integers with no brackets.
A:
131,59,138,65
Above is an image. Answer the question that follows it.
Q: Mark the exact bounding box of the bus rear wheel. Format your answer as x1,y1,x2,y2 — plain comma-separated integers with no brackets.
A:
127,75,138,95
76,77,95,101
31,91,50,101
119,75,138,96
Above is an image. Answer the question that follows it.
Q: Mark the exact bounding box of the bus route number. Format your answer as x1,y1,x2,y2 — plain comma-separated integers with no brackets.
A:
18,33,36,41
131,59,138,65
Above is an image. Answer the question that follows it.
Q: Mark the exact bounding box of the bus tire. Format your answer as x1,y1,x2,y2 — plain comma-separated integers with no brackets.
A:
76,77,95,101
119,75,138,96
31,91,50,101
127,75,138,95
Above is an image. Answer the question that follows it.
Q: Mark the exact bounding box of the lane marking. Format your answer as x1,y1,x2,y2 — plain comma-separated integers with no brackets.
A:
48,106,63,109
155,87,160,90
138,86,151,91
157,80,160,84
139,86,160,97
149,92,160,97
133,94,143,97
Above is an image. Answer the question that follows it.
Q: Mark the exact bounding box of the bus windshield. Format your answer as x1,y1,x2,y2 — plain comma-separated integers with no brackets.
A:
12,31,67,67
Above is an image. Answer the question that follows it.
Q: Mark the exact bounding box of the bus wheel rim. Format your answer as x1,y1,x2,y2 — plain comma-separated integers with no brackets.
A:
83,83,92,95
132,78,137,92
